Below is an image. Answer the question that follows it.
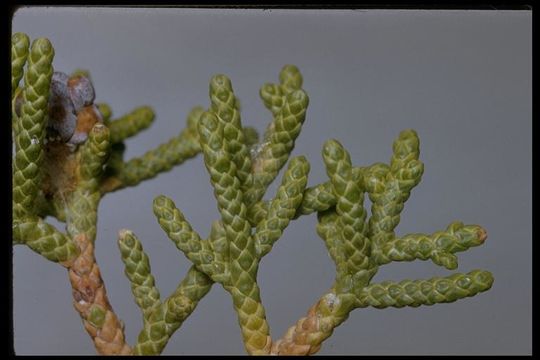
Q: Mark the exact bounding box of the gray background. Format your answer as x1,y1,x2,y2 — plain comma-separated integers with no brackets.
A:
12,8,531,355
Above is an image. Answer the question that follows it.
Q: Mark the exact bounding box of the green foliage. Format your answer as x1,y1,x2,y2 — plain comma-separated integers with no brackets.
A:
12,32,492,356
108,106,155,144
118,230,161,319
13,37,54,218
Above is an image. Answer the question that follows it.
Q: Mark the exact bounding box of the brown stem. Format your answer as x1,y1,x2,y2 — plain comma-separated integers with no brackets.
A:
67,233,132,355
99,176,123,194
271,289,355,355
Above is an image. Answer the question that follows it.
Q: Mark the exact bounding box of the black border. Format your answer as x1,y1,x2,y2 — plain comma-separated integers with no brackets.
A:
5,2,534,357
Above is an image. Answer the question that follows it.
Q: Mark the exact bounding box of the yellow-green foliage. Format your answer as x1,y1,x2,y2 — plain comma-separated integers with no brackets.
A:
12,32,493,356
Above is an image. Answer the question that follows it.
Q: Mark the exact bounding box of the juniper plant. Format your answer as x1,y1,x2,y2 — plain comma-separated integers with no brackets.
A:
12,33,493,355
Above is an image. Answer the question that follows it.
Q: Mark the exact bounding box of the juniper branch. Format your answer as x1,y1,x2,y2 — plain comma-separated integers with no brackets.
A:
108,106,155,144
100,107,203,193
13,38,54,218
118,230,161,320
11,32,30,98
